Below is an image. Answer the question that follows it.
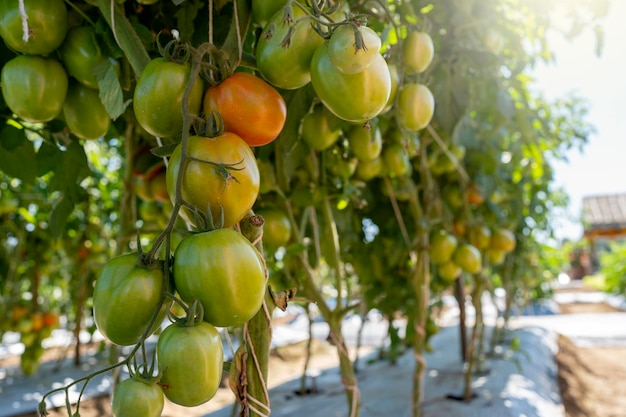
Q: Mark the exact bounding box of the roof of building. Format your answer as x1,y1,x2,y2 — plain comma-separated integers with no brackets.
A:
582,193,626,236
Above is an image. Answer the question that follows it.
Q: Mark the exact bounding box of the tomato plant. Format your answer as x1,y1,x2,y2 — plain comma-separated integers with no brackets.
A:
452,244,482,274
133,58,204,138
490,227,516,252
347,124,382,161
173,229,266,327
63,83,111,140
328,25,382,75
92,253,168,346
112,378,164,417
430,230,458,265
0,0,67,55
1,55,68,123
157,319,223,406
203,72,286,146
310,43,391,123
166,133,260,228
251,0,288,26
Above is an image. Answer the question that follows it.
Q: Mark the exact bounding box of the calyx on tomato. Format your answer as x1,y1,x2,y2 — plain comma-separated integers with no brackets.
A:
328,24,382,75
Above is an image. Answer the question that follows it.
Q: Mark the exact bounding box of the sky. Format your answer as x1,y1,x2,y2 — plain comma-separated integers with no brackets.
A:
531,0,626,241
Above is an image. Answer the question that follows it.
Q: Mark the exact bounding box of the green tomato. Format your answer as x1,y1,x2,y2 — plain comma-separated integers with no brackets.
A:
0,0,68,55
301,104,343,151
257,207,292,248
453,244,482,274
112,378,164,417
256,5,324,90
1,55,68,123
403,31,435,73
328,25,381,75
93,253,168,346
173,229,266,327
355,157,384,181
398,83,435,131
133,58,204,138
63,83,111,140
58,26,103,89
437,261,461,283
157,321,223,406
429,230,458,265
382,143,412,177
347,124,382,161
310,43,391,123
252,0,288,26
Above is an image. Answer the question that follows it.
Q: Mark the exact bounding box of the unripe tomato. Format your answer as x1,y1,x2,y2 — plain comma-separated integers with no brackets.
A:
437,261,461,283
0,0,68,55
203,72,286,146
347,124,382,161
93,253,168,346
173,229,266,327
257,207,292,248
403,31,434,73
430,230,458,265
453,244,482,274
59,26,103,89
301,104,343,151
112,378,164,417
157,321,223,406
490,228,516,253
468,225,491,250
328,25,381,75
310,43,391,123
166,134,259,229
1,55,68,123
356,157,384,181
398,83,434,131
382,63,399,113
256,5,323,90
133,58,204,138
486,248,506,265
251,0,288,26
63,83,111,140
383,143,412,177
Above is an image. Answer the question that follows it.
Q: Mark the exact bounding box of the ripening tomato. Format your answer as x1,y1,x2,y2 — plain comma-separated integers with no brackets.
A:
112,378,164,417
203,72,286,146
93,253,168,346
486,248,506,265
166,133,260,229
173,229,266,327
1,55,68,123
310,43,391,123
347,124,382,161
59,26,103,89
328,25,382,74
0,0,68,55
398,83,434,131
133,58,204,138
157,321,223,407
256,5,324,90
301,104,343,151
403,31,434,73
63,83,111,140
468,225,491,250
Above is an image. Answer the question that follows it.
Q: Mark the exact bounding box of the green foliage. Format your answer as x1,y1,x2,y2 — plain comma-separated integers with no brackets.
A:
599,240,626,294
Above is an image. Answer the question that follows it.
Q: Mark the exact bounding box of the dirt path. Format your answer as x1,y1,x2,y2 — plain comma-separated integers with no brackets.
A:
555,300,626,417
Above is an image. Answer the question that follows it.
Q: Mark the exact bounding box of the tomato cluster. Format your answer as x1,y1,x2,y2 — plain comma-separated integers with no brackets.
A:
0,0,111,140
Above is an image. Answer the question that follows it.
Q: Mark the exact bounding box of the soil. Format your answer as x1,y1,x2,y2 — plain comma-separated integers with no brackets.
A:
555,300,626,417
6,297,625,417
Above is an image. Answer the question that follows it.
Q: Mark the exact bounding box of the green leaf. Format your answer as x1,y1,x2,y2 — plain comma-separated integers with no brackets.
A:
95,0,151,76
175,0,204,42
0,125,37,184
50,195,74,238
36,141,63,176
94,59,130,120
